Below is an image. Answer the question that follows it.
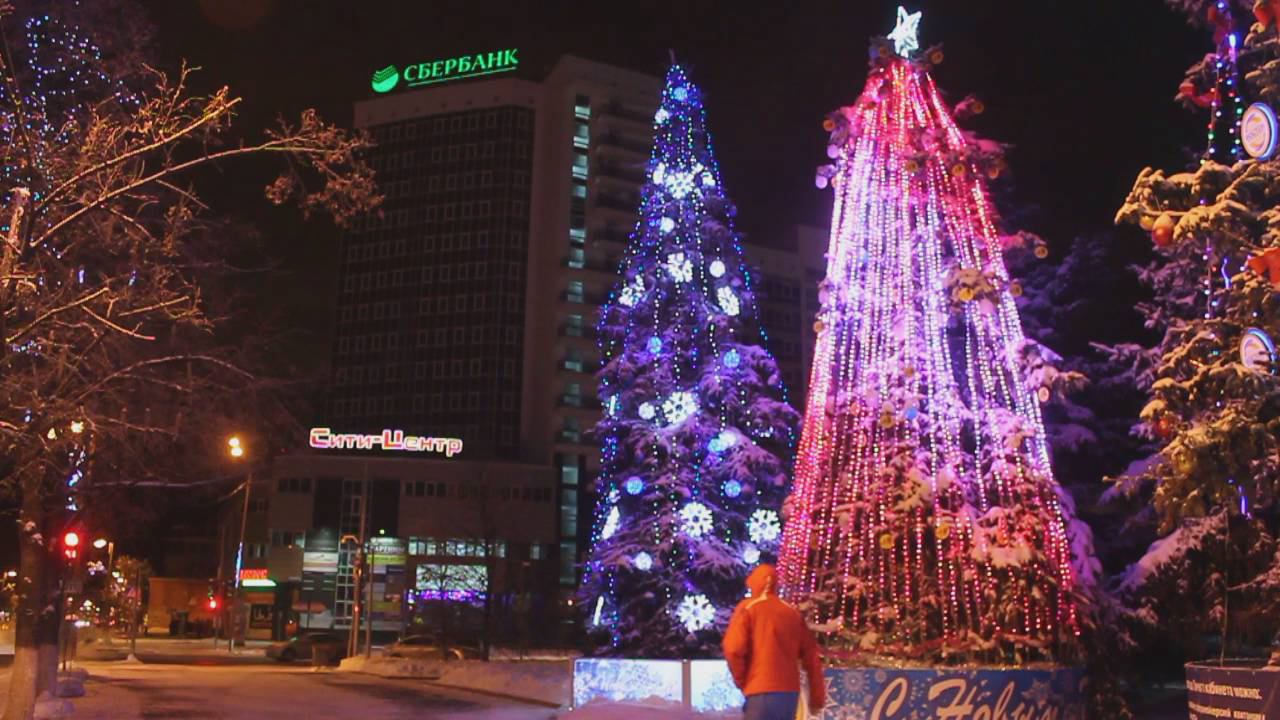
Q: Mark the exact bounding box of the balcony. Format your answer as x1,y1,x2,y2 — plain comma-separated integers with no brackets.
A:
558,393,603,409
562,255,620,278
594,132,651,157
558,322,597,339
594,160,646,185
597,101,654,128
559,356,600,374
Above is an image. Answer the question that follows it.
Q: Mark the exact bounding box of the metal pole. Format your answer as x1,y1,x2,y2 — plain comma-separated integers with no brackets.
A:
230,471,252,653
364,466,373,659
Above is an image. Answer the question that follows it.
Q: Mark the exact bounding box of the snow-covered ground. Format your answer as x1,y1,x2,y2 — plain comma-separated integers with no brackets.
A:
0,658,558,719
340,655,571,706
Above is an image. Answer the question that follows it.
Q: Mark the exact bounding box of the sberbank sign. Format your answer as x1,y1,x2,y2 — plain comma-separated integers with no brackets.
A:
370,48,519,93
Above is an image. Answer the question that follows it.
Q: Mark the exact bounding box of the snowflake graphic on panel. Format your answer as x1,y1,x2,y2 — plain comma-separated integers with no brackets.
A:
667,252,693,283
748,509,781,545
676,594,715,632
680,502,714,538
717,287,740,316
662,391,698,425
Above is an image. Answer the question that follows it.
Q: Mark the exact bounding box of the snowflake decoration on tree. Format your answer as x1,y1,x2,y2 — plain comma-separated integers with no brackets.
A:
624,476,644,495
748,509,781,545
667,252,693,283
638,402,656,420
666,168,700,199
680,502,714,538
662,391,698,425
618,276,645,307
742,544,761,565
676,593,715,633
655,108,670,124
709,259,726,278
633,552,653,571
601,506,621,540
660,217,675,234
717,286,741,316
652,162,667,185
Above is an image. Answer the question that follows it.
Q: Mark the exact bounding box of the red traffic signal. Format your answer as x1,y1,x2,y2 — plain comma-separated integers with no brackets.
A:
207,597,220,610
63,532,80,561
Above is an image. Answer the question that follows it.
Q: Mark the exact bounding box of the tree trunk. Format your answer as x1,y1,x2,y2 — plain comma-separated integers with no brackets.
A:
4,482,48,720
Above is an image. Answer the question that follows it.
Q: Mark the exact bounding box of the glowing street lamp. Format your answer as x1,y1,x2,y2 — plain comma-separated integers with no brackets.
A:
227,436,244,458
92,538,107,549
70,420,84,434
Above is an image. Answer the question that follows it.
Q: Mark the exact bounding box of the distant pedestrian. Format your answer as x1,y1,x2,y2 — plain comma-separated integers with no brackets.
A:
723,564,826,720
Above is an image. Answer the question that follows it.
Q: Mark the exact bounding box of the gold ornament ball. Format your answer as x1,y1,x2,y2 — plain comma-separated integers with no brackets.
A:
879,532,895,550
1034,245,1049,259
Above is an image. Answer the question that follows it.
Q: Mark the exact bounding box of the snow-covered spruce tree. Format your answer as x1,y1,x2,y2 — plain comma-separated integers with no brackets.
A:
1110,0,1280,658
776,23,1092,665
580,64,800,658
0,3,378,717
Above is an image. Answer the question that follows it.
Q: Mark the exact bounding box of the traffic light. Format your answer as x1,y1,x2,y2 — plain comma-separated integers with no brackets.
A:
207,596,220,611
63,531,80,561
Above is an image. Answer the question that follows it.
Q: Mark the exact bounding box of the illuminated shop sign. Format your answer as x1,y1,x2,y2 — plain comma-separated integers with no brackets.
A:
239,568,276,588
308,427,463,458
370,48,519,94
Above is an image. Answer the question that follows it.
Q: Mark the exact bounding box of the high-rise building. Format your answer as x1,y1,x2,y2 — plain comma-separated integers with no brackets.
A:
323,55,661,596
249,57,824,641
743,225,828,405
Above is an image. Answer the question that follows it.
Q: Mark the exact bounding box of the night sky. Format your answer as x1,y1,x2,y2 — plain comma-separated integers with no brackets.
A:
137,2,1207,319
0,2,1220,571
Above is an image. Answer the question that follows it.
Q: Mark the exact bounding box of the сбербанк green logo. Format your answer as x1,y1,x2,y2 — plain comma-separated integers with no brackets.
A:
371,65,399,93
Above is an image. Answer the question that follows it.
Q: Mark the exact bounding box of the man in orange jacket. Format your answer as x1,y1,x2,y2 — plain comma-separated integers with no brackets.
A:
722,564,826,719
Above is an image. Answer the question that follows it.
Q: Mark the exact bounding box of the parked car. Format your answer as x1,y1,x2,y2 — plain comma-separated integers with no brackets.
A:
382,634,479,660
265,632,346,663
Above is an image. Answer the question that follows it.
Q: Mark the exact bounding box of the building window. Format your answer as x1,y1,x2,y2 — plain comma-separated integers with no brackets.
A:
249,498,269,514
270,530,305,548
566,280,584,304
573,95,590,119
277,477,312,493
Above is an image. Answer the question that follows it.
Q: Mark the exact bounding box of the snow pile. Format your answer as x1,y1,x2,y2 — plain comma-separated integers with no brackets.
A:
560,699,737,720
339,656,571,706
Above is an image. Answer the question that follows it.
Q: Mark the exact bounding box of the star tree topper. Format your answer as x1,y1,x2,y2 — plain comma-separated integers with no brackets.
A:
887,6,922,57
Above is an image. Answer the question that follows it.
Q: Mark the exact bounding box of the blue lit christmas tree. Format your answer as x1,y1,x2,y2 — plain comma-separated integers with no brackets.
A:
581,65,800,657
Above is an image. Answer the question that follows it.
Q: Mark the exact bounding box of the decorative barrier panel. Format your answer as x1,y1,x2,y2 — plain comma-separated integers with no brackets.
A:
1185,661,1280,720
817,666,1085,720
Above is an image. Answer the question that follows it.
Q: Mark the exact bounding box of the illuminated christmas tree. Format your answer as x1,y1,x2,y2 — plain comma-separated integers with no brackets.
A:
581,64,800,657
777,9,1088,663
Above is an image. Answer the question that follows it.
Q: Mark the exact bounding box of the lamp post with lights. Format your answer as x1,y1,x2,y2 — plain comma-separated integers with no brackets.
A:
228,435,250,652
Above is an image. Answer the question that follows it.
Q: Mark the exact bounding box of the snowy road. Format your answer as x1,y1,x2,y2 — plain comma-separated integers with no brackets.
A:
2,657,559,719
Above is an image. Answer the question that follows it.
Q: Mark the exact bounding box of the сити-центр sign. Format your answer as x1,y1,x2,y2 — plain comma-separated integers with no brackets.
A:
309,427,463,457
370,48,519,93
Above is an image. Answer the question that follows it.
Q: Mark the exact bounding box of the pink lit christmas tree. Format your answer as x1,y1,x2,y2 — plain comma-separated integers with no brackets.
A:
777,9,1091,664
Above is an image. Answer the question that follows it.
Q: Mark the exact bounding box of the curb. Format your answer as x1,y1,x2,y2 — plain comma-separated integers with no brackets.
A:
338,668,564,709
422,680,564,709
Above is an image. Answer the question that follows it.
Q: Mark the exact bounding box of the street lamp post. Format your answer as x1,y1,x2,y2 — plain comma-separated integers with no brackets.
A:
228,436,250,653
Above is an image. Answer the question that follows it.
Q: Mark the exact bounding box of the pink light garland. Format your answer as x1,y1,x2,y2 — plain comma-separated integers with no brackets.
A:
778,56,1082,662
